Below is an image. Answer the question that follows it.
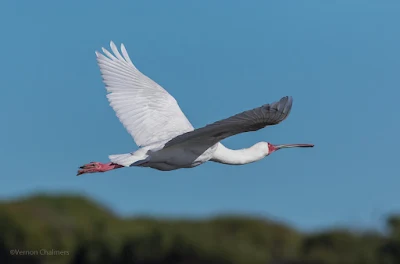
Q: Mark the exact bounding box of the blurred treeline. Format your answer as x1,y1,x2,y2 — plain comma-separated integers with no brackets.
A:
1,195,400,264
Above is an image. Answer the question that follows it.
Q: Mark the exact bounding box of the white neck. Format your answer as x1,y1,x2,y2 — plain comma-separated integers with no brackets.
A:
210,143,268,165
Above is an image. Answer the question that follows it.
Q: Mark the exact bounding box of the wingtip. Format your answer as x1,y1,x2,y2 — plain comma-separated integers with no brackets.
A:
110,40,117,50
283,95,293,105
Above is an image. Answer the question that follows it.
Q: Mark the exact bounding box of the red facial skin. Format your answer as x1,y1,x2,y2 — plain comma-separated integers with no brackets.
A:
268,143,276,154
77,162,123,176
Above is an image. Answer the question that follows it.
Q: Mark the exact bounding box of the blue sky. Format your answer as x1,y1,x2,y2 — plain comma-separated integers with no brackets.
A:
1,1,399,232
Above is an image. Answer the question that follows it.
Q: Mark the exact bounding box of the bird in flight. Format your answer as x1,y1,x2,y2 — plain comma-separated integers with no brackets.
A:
77,41,314,176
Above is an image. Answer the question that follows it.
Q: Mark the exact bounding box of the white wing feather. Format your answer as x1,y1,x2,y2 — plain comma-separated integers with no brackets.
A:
96,41,194,147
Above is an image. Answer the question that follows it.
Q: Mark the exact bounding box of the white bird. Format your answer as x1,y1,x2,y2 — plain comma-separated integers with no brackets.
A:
77,41,314,176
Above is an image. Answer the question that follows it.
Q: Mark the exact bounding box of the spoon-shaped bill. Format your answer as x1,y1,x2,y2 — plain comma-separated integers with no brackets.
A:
274,143,314,150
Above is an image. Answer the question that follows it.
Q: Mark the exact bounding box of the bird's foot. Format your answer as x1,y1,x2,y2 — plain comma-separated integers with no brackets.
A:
77,162,123,176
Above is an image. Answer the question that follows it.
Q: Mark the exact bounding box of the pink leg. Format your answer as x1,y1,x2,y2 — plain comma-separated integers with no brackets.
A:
77,162,124,176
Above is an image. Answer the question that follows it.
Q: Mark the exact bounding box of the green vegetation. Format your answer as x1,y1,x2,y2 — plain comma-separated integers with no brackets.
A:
0,194,399,264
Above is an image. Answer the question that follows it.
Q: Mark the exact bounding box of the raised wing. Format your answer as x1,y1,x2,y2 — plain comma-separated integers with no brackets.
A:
164,96,293,148
96,41,194,147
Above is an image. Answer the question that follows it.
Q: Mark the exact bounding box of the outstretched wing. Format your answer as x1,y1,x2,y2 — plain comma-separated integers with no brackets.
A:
164,96,293,148
96,41,194,147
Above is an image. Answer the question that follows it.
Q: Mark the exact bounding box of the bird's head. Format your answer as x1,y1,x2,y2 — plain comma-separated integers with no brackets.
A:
266,142,314,155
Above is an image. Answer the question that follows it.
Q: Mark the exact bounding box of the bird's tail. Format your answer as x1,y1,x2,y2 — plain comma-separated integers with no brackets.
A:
109,153,149,167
